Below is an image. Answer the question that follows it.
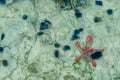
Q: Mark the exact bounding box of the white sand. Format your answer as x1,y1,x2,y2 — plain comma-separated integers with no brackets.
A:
0,0,120,80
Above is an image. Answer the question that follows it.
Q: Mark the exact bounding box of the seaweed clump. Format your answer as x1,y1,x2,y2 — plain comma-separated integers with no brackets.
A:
54,0,89,10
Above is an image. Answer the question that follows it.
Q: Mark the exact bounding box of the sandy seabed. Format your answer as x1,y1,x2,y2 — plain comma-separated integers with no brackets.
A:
0,0,120,80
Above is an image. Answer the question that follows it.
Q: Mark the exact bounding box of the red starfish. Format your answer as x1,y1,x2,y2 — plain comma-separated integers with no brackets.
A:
74,35,104,67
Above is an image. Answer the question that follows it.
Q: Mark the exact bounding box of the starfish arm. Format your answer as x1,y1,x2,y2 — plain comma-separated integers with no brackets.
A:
90,60,96,67
87,49,96,54
94,48,104,52
74,41,82,51
75,54,84,62
85,35,93,48
84,55,96,67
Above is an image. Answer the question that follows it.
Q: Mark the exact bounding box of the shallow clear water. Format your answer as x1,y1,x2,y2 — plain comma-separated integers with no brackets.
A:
0,0,120,80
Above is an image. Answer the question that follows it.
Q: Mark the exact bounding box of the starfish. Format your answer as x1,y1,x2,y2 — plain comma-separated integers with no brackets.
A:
74,35,104,67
